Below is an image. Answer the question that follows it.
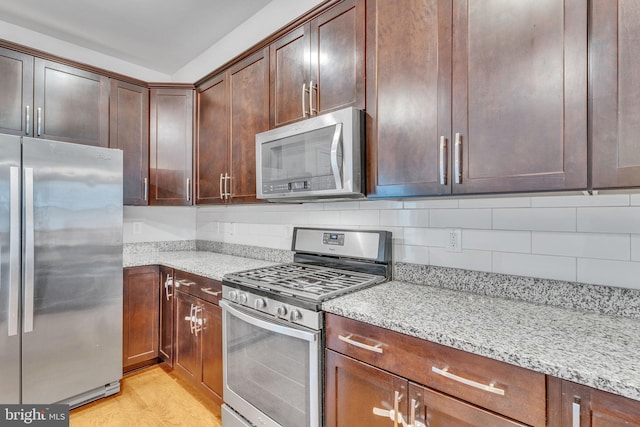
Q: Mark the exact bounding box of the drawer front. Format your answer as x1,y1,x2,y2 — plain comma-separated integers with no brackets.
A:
174,270,222,305
326,313,546,427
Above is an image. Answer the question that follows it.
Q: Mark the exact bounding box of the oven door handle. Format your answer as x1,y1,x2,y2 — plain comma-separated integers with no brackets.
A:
220,300,318,343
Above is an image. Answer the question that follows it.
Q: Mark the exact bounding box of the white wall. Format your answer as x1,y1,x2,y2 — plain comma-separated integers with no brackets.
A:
192,194,640,290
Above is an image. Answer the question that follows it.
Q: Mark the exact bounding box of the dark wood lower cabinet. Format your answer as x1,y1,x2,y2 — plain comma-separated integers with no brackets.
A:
159,266,174,367
172,271,223,410
122,266,160,372
547,377,640,427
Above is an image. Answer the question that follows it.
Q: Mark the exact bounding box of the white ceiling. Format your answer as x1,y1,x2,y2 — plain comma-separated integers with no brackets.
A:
0,0,272,74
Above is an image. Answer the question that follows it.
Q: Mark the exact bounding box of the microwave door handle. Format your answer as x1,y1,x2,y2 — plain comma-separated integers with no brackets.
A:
330,123,343,189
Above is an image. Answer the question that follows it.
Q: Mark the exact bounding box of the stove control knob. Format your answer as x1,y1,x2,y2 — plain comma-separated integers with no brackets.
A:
228,291,238,301
255,298,266,309
290,309,302,322
238,293,248,304
276,306,288,317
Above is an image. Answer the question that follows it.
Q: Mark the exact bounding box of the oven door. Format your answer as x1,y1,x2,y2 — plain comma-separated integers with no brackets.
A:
221,300,321,427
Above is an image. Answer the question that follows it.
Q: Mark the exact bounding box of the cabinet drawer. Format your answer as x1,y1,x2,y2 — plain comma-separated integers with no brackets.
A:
174,270,222,305
326,313,546,427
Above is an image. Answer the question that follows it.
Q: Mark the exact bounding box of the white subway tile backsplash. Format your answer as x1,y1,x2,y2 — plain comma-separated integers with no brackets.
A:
577,259,640,290
429,209,492,229
633,235,640,262
458,197,531,209
632,194,640,206
340,209,380,226
493,252,576,282
403,199,459,209
463,230,531,253
399,245,429,264
493,208,576,232
403,228,448,247
532,232,630,261
307,210,342,226
577,207,640,234
429,248,492,272
323,201,361,210
359,200,404,210
380,209,428,227
531,194,630,207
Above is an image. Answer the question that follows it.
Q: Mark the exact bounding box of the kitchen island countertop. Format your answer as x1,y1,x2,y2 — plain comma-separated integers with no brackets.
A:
323,280,640,402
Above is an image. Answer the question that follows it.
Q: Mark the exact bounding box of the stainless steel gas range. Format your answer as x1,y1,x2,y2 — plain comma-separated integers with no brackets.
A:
220,227,392,427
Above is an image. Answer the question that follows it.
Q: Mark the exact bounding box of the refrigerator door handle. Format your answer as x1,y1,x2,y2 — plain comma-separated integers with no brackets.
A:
8,167,20,337
24,167,35,334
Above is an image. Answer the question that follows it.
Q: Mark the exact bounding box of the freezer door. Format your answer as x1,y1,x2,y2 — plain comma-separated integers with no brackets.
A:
21,137,123,404
0,134,22,404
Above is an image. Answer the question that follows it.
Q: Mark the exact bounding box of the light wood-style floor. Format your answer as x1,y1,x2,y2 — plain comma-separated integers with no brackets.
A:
70,365,221,427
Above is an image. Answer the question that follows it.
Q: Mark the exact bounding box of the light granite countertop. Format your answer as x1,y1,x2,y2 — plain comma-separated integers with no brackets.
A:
124,251,277,281
323,280,640,402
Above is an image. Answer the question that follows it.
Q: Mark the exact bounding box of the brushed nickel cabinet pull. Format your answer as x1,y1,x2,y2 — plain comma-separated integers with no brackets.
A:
219,173,224,199
143,178,148,202
572,399,581,427
309,80,317,115
439,136,447,185
25,105,30,135
164,275,173,301
302,83,309,118
176,279,195,287
201,287,221,297
186,178,191,202
36,107,42,136
224,173,231,199
432,366,505,396
454,133,462,184
338,334,383,353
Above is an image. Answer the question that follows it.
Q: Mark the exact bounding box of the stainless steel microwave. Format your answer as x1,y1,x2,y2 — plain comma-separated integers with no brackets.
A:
255,107,365,202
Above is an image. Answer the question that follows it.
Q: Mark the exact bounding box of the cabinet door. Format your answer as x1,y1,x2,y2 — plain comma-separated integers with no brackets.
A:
548,378,640,427
270,25,311,127
200,300,223,401
174,291,199,381
591,0,640,189
228,48,269,204
409,383,526,427
451,0,587,194
110,80,149,206
310,0,365,116
196,73,228,204
325,349,408,427
159,266,174,367
0,47,33,136
149,88,194,206
33,59,109,147
365,0,452,198
122,266,159,371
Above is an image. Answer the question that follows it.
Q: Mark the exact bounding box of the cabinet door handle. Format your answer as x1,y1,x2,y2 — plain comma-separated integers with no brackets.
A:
36,107,42,136
186,178,191,202
372,392,405,427
393,390,400,427
143,178,148,202
201,287,221,297
164,275,173,300
224,173,231,199
432,366,504,395
454,133,462,184
302,82,309,118
439,136,447,185
176,279,195,287
572,399,581,427
309,80,317,115
192,305,203,336
25,105,30,135
338,334,383,353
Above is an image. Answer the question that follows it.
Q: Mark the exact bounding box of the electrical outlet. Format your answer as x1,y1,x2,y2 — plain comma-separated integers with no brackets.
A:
446,229,462,252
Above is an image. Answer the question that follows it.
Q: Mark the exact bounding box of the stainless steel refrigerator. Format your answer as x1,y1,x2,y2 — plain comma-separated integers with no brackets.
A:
0,134,123,406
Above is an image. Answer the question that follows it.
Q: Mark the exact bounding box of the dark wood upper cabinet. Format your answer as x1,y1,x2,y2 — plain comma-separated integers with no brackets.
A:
270,0,364,128
368,0,587,198
591,0,640,189
109,80,149,206
149,87,194,206
452,0,587,194
366,0,452,198
196,48,268,205
33,58,109,147
122,266,160,372
0,47,33,136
